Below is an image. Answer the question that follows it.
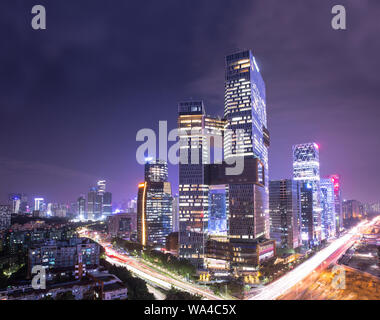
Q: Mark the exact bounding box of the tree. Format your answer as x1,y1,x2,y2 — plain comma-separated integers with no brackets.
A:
165,288,201,300
101,258,155,300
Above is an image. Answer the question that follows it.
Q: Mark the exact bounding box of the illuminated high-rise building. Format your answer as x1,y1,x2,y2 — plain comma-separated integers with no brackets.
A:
87,188,102,221
145,159,168,182
137,160,173,247
34,198,45,212
320,178,336,239
178,50,270,274
178,101,225,268
172,194,179,232
87,180,112,220
329,174,343,234
293,142,322,245
224,50,270,242
97,180,106,194
102,192,112,217
269,180,301,249
77,196,86,220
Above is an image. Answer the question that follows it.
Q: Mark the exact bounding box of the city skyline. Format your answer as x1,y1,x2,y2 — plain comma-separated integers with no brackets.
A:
1,1,380,304
1,1,380,205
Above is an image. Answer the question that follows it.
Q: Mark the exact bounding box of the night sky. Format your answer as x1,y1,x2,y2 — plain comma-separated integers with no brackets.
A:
1,0,379,206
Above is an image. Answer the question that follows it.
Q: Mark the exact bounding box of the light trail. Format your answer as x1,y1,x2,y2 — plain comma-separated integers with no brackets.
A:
88,236,221,300
248,219,373,300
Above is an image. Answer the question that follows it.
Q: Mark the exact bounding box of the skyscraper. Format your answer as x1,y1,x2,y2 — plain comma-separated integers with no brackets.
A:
97,180,106,194
329,174,343,234
9,194,21,214
320,178,336,239
178,50,270,274
172,194,179,232
87,180,112,220
137,159,173,247
269,180,301,249
77,196,86,220
178,101,225,268
34,198,45,214
293,143,322,245
87,188,102,221
145,159,168,182
224,50,270,241
102,192,112,217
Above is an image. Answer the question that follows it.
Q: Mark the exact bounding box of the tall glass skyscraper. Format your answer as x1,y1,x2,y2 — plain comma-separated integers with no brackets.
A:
269,179,301,249
178,101,225,268
87,187,102,221
293,143,322,245
320,178,336,239
224,50,270,241
137,159,173,248
178,50,270,274
77,196,86,220
329,174,343,234
145,159,168,182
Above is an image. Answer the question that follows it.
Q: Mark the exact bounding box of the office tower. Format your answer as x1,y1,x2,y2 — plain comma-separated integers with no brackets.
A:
9,194,21,214
293,143,322,245
102,192,112,217
178,101,225,268
178,50,270,274
34,198,46,217
172,194,179,232
77,196,86,220
91,180,112,219
137,160,173,247
224,50,270,241
320,178,336,239
87,188,102,221
46,203,53,216
145,159,168,182
299,182,314,245
97,180,106,194
34,198,44,211
0,205,11,231
55,204,67,218
329,174,343,234
269,180,301,249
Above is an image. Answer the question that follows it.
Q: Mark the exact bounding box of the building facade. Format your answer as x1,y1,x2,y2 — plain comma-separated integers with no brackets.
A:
137,160,173,248
178,50,270,276
0,205,11,231
269,180,301,249
293,143,322,246
178,101,225,268
320,178,336,239
224,50,270,241
329,174,344,234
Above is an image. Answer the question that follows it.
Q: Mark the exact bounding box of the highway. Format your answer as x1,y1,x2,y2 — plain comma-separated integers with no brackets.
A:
79,230,221,300
78,216,379,301
248,218,378,300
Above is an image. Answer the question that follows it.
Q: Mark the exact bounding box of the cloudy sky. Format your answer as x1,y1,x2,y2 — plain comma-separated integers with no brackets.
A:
0,0,379,205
